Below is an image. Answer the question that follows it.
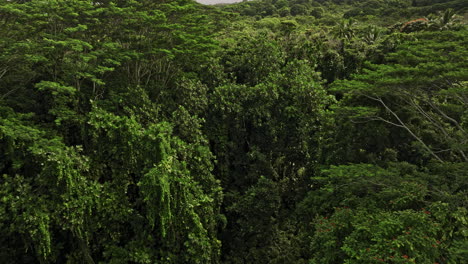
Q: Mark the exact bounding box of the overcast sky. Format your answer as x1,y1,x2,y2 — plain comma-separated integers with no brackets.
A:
195,0,244,5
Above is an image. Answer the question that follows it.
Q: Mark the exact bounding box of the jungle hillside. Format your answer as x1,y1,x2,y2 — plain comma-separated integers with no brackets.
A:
0,0,467,263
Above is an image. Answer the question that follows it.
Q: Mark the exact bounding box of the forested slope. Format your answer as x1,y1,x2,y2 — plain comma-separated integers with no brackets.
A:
0,0,467,263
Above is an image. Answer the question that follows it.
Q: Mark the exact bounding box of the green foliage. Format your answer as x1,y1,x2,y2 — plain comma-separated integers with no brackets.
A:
86,105,221,263
0,0,222,263
0,0,466,263
330,30,468,163
0,107,98,262
299,163,468,263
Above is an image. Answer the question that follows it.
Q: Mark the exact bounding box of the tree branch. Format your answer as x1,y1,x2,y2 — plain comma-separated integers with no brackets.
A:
367,95,444,163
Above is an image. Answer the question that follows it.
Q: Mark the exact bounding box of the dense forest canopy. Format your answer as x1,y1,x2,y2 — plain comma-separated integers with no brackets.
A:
0,0,467,263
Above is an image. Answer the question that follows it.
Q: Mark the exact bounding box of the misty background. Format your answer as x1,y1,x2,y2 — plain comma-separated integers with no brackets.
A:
196,0,243,5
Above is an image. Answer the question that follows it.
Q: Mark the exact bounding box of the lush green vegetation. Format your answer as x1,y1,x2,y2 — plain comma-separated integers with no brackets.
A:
0,0,466,263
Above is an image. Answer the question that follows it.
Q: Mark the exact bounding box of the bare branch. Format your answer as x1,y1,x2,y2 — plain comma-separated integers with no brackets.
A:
426,99,466,135
0,87,20,101
371,116,405,128
0,68,8,80
372,96,444,163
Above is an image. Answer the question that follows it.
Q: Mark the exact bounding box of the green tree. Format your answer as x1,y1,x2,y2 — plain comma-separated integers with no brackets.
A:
298,163,468,263
330,30,468,163
0,0,222,262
